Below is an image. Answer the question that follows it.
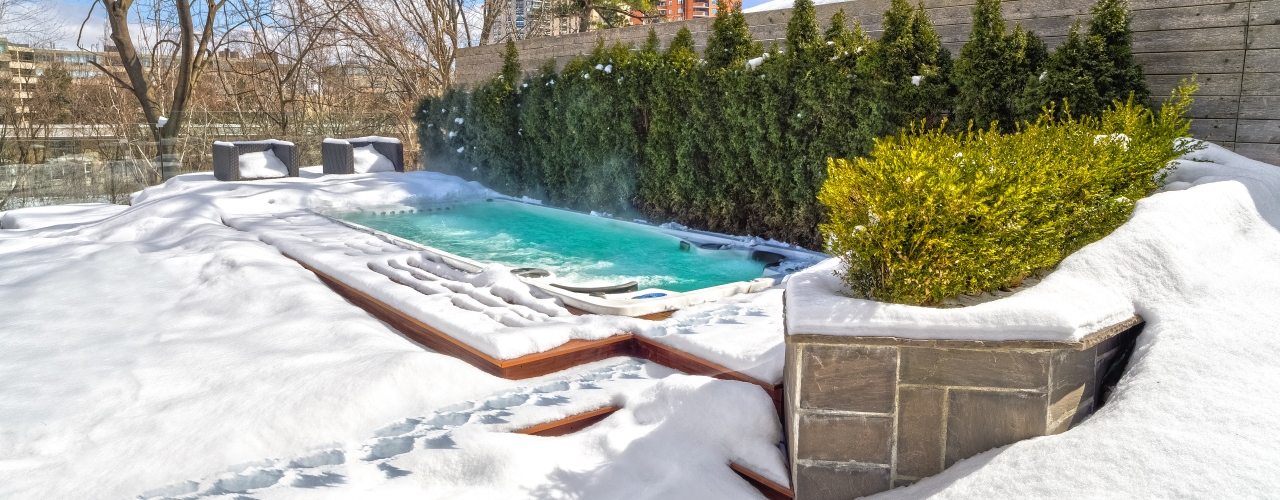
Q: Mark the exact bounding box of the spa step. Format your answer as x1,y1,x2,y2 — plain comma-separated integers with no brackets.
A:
512,406,795,500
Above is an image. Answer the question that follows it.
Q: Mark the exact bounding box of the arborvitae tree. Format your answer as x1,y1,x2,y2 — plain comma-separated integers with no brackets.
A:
786,0,821,57
1088,0,1148,105
638,27,702,219
414,84,474,177
552,40,641,211
855,0,952,146
952,0,1045,131
701,1,762,229
517,61,560,200
627,29,664,146
469,39,525,191
705,0,760,70
1015,23,1106,119
1016,0,1147,119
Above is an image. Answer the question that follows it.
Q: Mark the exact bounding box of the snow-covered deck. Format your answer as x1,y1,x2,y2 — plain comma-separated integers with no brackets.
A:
2,143,1279,498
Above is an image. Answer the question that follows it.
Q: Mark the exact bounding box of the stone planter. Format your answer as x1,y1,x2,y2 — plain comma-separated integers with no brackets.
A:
783,314,1143,499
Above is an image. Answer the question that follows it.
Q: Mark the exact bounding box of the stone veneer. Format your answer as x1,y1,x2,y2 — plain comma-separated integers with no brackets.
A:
784,315,1144,499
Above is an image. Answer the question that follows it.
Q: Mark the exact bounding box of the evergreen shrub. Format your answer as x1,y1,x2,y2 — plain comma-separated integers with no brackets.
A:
1016,0,1148,120
818,83,1200,306
414,0,1158,250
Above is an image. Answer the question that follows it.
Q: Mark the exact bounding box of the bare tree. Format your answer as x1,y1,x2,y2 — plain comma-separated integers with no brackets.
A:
78,0,234,179
0,0,62,46
215,0,347,136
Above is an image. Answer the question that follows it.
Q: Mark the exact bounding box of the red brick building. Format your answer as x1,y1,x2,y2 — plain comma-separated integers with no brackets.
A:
652,0,739,22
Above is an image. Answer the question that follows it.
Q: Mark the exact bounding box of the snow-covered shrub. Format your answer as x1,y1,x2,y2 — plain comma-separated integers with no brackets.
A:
468,39,527,191
415,86,475,175
817,83,1199,306
524,39,646,212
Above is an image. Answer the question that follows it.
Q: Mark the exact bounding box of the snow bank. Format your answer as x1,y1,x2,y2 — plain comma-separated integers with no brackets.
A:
156,371,785,499
786,255,1134,341
639,289,786,383
0,168,790,499
0,203,128,229
853,143,1280,497
119,169,790,376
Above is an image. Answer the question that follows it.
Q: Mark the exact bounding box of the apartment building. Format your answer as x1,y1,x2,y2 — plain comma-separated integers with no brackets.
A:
655,0,737,22
490,0,589,41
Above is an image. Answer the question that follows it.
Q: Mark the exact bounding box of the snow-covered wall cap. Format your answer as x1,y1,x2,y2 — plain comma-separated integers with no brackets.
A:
784,258,1134,342
339,136,402,144
215,139,296,147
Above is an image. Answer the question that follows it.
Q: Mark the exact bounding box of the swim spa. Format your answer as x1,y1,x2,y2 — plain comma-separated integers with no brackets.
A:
330,199,824,316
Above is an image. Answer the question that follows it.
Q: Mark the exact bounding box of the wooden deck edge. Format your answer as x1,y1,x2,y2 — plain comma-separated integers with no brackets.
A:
565,304,676,321
632,336,784,412
300,260,783,406
514,405,623,437
730,463,795,500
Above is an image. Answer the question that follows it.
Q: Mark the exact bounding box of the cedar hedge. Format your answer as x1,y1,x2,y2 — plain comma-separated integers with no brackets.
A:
416,0,1170,254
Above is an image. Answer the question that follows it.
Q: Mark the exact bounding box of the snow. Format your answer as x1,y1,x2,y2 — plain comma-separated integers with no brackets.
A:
238,149,289,179
786,257,1134,341
0,203,127,229
793,143,1280,497
4,140,1278,498
0,168,788,499
352,144,396,173
911,75,923,86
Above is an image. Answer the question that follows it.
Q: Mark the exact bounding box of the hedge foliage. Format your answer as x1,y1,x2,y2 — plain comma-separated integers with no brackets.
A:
819,83,1199,306
415,0,1154,249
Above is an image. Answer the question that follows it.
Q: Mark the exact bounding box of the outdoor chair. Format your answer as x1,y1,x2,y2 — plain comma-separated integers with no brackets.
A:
321,137,405,175
212,140,299,181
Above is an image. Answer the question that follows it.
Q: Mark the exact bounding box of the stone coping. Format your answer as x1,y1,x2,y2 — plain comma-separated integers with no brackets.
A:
783,258,1136,343
788,315,1144,351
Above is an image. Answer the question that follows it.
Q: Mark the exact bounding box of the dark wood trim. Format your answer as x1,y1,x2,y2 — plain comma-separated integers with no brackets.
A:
301,262,784,413
632,336,784,413
565,304,676,321
511,408,794,500
303,262,509,376
496,336,636,379
730,463,794,500
514,406,623,437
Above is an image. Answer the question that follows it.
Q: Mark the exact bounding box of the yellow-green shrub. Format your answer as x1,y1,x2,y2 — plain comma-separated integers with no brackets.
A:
818,83,1199,306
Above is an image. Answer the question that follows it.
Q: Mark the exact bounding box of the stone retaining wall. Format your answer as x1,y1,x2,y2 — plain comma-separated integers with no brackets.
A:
783,315,1144,499
453,0,1280,165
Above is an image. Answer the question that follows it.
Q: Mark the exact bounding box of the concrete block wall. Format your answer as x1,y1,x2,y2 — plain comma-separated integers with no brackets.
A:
453,0,1280,165
784,316,1145,499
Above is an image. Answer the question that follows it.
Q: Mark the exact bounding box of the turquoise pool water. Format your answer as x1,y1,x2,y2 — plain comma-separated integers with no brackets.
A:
340,201,767,293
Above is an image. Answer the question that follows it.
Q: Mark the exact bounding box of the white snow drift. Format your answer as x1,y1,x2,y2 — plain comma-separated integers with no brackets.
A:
0,142,1277,498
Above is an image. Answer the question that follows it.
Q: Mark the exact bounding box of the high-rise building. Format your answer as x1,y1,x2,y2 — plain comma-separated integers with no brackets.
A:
654,0,738,22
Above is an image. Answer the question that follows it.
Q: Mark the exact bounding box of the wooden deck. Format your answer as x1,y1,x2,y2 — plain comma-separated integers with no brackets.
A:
302,262,783,410
303,261,792,497
512,406,795,499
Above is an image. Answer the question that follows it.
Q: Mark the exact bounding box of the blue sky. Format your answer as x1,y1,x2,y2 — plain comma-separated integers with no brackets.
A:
37,0,776,50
